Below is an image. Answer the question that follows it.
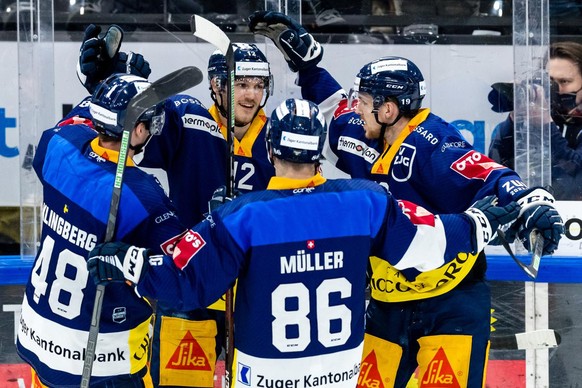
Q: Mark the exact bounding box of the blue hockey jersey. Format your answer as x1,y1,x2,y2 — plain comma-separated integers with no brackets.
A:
63,95,275,226
17,124,186,387
135,174,478,388
299,66,528,301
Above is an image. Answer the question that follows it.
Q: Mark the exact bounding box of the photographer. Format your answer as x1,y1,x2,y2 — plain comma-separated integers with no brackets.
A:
488,41,582,200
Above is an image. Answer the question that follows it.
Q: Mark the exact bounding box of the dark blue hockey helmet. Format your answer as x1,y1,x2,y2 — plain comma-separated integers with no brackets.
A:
266,98,327,163
207,43,274,98
89,73,165,138
350,56,426,115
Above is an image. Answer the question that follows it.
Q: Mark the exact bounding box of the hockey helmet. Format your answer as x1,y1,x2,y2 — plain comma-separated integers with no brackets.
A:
207,43,274,98
266,98,327,163
89,74,165,138
350,56,426,115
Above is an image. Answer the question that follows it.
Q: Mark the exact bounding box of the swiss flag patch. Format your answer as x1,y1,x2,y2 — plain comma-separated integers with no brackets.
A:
451,150,504,181
172,229,206,270
398,200,436,226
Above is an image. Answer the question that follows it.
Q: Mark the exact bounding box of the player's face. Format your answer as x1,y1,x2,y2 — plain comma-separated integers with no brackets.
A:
548,57,582,103
233,77,266,125
354,93,382,139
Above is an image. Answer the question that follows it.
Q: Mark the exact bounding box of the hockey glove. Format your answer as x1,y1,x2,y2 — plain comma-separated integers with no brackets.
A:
248,11,323,72
77,24,152,94
464,195,520,253
510,187,564,255
87,241,150,286
208,185,234,214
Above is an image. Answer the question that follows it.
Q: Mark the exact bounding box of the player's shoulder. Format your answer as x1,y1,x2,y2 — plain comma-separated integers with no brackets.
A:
325,177,387,195
408,112,466,150
43,123,96,147
166,94,208,112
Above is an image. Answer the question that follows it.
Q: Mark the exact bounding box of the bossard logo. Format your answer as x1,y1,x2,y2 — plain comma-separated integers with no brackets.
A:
357,351,384,388
420,347,460,387
166,331,211,371
391,144,416,182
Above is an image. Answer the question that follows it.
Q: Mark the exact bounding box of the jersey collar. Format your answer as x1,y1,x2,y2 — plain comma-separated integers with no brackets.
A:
267,173,326,190
209,104,267,158
90,137,135,166
371,108,430,175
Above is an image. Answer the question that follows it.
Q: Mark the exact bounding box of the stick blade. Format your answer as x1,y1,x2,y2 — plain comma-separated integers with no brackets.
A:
190,14,230,55
491,329,560,350
123,66,204,130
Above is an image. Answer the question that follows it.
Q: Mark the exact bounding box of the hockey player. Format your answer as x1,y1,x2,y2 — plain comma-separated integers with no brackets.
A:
16,74,187,387
73,27,276,387
248,12,564,387
86,98,520,388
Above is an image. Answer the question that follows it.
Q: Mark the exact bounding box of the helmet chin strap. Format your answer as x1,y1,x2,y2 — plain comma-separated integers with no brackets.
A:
373,110,402,143
129,134,151,155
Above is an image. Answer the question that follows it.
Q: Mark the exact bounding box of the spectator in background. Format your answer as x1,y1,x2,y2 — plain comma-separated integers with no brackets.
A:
487,41,582,200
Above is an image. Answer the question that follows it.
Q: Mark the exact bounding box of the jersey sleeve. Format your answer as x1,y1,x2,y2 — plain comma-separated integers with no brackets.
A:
137,212,243,311
371,195,474,276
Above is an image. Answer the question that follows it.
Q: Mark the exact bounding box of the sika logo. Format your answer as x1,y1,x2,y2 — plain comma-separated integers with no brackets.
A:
420,347,460,387
166,331,211,371
357,350,384,388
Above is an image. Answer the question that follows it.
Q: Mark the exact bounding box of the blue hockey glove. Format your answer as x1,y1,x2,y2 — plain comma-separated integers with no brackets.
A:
87,241,150,286
248,11,323,72
208,185,233,214
464,195,520,253
511,187,564,255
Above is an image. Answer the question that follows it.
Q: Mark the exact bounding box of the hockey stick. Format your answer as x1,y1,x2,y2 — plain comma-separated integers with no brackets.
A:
491,329,560,350
496,228,544,280
80,66,204,388
190,14,236,388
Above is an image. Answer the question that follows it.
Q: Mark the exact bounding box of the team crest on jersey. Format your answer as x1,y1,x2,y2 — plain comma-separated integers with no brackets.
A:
172,230,206,270
391,144,416,182
451,150,504,181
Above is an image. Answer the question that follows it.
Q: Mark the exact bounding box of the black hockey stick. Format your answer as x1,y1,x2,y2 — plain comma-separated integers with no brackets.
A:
491,329,560,350
190,14,236,388
80,66,204,388
497,229,544,279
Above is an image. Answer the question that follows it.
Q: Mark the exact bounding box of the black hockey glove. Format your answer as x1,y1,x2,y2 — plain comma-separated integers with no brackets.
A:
208,185,234,214
464,195,520,253
248,11,323,72
87,241,150,286
508,187,564,255
77,24,152,94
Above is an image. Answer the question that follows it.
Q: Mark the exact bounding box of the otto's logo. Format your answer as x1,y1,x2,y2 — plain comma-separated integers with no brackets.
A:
451,150,504,181
420,347,460,387
166,331,211,370
172,230,207,270
160,230,188,255
397,200,435,226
